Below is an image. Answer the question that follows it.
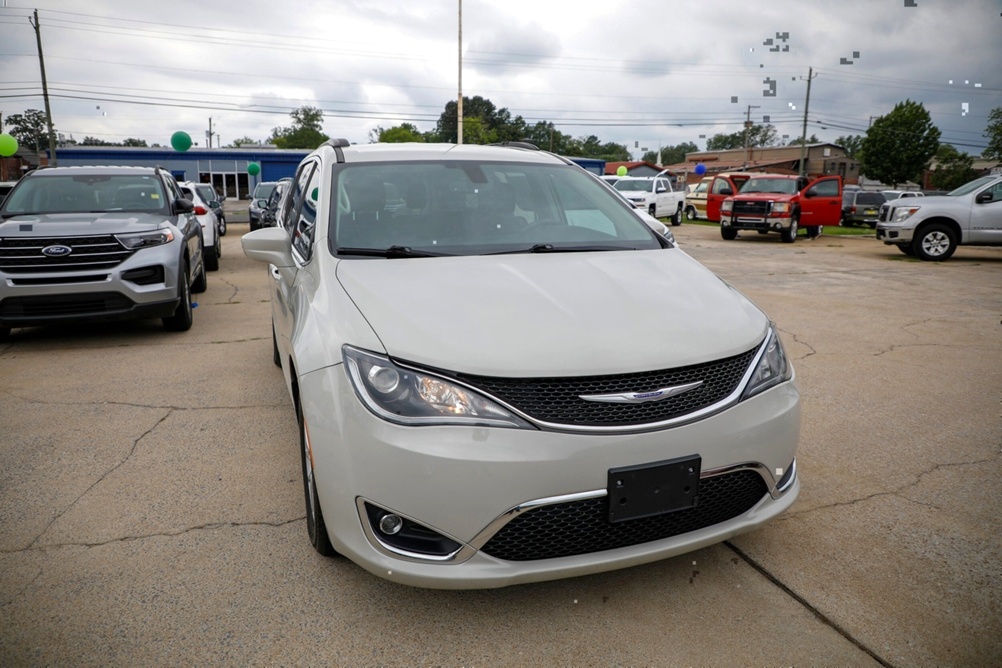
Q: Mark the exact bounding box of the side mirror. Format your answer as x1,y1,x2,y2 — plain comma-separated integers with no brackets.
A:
255,198,269,208
242,227,295,267
209,200,221,208
719,187,733,196
975,191,995,204
175,197,194,213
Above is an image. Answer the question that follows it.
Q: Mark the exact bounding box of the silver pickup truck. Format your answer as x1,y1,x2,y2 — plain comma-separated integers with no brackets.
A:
876,174,1002,261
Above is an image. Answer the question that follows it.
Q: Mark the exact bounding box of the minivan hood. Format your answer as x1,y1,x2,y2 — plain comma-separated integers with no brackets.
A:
0,212,168,235
335,250,769,377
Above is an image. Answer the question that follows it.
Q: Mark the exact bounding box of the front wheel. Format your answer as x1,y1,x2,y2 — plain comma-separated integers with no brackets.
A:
218,216,227,237
912,223,957,261
897,243,915,256
299,400,337,557
685,205,697,221
781,216,799,243
648,204,657,218
162,261,193,331
671,205,682,226
721,227,738,240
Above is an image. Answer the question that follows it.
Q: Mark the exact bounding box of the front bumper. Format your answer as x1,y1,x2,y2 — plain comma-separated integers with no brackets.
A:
720,214,793,232
0,241,183,328
300,363,801,589
876,222,915,244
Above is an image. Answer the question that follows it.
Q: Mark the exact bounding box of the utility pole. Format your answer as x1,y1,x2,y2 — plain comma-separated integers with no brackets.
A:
798,67,818,177
457,0,463,145
29,9,58,166
743,104,760,169
206,117,213,148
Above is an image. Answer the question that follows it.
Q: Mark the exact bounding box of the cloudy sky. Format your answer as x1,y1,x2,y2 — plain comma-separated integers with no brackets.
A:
1,0,1000,158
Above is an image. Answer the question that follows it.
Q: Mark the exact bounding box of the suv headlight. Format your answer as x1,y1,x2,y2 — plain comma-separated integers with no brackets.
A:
721,200,733,212
771,202,791,214
115,229,175,249
890,205,920,223
742,328,792,399
343,346,533,429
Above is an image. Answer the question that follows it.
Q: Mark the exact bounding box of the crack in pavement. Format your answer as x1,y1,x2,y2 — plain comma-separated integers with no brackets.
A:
7,517,306,554
783,453,1000,520
0,390,286,411
22,410,174,552
777,326,816,360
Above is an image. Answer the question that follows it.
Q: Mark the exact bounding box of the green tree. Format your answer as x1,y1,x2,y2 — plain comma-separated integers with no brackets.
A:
860,100,940,186
81,136,112,146
659,142,698,165
522,121,574,153
835,134,864,160
433,96,527,144
369,123,425,143
270,105,329,149
787,134,820,146
4,109,51,152
706,124,777,151
229,136,259,147
122,138,148,147
983,106,1002,160
930,144,978,191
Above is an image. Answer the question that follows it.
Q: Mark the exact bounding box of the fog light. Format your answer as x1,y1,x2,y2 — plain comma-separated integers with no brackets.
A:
379,513,404,535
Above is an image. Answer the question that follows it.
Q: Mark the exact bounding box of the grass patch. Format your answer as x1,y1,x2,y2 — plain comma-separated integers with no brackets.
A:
679,219,873,237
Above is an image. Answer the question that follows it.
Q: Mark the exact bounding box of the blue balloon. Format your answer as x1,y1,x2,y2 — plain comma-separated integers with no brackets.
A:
694,163,706,176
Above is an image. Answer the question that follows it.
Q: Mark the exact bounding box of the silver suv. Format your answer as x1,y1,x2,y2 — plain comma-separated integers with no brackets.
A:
0,166,207,339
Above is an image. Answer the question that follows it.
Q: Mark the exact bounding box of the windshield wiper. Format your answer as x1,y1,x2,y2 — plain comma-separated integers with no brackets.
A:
336,245,450,258
489,244,637,255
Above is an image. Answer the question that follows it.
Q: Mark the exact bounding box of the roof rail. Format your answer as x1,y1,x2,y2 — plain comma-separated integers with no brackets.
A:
490,141,539,151
322,137,351,163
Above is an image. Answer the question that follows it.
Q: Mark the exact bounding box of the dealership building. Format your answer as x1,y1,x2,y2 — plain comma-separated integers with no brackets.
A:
46,146,311,200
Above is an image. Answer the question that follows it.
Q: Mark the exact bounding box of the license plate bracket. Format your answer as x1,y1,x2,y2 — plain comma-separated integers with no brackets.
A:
607,455,701,523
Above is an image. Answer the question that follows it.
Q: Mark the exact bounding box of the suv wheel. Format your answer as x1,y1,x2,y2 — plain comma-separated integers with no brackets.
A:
163,261,193,332
0,327,10,341
299,398,337,557
671,205,682,226
218,216,226,237
206,240,220,272
648,204,657,218
913,223,957,261
685,205,697,221
721,227,738,240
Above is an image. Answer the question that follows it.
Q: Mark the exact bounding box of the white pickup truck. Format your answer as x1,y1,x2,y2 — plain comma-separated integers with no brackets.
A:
613,175,685,225
875,174,1002,261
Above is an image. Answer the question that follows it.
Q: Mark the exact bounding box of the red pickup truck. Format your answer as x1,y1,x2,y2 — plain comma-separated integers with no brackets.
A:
719,174,843,243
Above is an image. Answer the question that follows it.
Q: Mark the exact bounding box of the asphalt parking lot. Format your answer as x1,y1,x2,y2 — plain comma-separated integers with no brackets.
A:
2,220,1000,667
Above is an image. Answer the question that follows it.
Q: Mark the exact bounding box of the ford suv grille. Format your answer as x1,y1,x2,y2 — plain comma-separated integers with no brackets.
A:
457,347,758,428
0,235,135,274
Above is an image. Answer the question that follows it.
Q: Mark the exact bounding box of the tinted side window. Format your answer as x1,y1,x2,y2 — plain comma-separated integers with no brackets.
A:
291,165,321,261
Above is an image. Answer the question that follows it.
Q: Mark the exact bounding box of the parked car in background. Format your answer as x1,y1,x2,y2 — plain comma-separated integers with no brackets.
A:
241,140,800,589
720,174,843,243
881,190,924,201
179,182,221,271
685,176,711,220
258,178,292,229
876,174,1002,261
613,175,684,224
841,190,887,228
193,182,226,236
0,165,206,339
249,181,279,230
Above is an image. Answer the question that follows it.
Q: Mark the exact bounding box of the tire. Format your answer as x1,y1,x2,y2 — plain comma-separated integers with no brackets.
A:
0,327,10,341
685,205,697,221
781,215,799,243
191,250,208,294
218,216,226,237
671,205,682,226
912,223,957,261
249,219,259,232
272,325,281,367
162,261,193,332
648,204,657,218
897,244,915,256
206,241,220,271
721,227,738,240
299,399,337,557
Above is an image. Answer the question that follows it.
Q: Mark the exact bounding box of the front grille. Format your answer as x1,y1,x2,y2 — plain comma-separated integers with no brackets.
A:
458,347,758,428
878,204,890,222
480,470,768,561
0,292,134,318
0,235,135,273
732,200,770,216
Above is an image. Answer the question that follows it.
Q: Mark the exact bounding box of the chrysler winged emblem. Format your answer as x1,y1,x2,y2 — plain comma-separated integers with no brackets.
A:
579,381,703,404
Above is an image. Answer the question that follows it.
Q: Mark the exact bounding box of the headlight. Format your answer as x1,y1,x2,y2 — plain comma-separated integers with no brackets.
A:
343,346,533,429
721,200,733,212
891,205,920,222
742,328,792,399
771,202,791,213
115,229,175,249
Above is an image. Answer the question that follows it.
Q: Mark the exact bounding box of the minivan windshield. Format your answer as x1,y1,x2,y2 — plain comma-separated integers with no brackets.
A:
330,161,663,256
1,174,168,216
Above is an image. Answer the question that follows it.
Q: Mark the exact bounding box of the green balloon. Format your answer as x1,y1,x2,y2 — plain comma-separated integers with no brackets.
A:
0,133,18,157
170,131,192,152
616,165,628,177
247,162,261,176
